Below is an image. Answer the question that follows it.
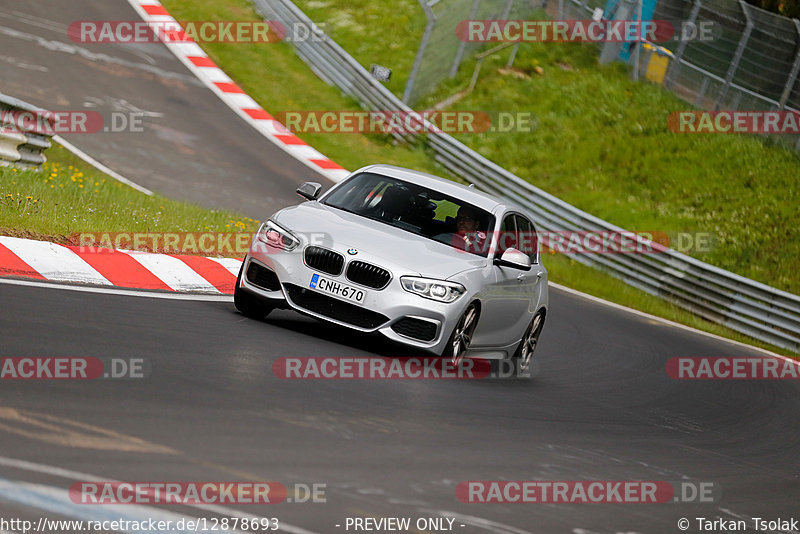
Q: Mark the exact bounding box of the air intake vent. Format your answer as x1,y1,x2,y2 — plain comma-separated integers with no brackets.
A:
391,317,438,342
304,246,344,275
246,262,280,291
284,284,388,329
346,261,391,289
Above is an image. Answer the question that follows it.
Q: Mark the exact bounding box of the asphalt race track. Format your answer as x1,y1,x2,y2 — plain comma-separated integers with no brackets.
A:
1,1,799,533
0,0,313,215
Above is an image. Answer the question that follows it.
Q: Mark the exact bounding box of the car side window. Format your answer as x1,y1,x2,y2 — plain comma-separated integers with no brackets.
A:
498,215,517,255
513,215,538,263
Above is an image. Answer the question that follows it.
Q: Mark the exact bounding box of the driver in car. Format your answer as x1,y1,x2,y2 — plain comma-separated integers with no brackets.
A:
437,205,488,253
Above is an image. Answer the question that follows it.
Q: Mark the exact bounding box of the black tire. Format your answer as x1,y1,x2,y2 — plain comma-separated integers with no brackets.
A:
512,311,545,375
442,303,480,366
234,262,273,320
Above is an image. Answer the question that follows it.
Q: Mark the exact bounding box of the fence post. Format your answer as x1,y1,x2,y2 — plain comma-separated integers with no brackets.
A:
695,76,709,106
715,0,753,111
402,0,436,104
450,0,481,77
633,0,643,80
506,42,520,67
664,0,702,89
778,19,800,110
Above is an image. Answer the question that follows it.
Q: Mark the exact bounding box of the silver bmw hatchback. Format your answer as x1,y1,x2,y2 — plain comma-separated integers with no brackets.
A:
235,164,548,371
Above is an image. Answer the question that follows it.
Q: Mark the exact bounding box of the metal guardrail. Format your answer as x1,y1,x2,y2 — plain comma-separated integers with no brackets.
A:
562,0,800,151
0,94,53,167
252,0,800,352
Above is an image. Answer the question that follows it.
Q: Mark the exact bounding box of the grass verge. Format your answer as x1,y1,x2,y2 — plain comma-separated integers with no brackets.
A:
0,143,259,250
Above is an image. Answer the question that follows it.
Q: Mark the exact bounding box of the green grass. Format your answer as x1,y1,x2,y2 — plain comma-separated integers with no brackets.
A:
0,143,259,247
293,0,800,295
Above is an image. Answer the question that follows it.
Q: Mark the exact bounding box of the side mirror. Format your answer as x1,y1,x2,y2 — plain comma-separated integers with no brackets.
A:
493,247,532,271
296,182,322,200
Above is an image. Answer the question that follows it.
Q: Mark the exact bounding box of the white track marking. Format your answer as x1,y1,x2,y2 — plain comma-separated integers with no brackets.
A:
206,257,243,277
53,136,153,195
549,281,796,361
117,251,219,292
198,67,233,83
285,145,326,160
0,278,232,301
0,237,110,285
223,93,260,109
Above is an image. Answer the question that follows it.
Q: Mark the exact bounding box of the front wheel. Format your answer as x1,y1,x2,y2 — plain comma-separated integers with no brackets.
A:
234,262,273,320
513,311,544,374
442,303,480,366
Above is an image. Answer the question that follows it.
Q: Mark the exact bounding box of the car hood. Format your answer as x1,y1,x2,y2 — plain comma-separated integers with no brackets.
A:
274,202,487,279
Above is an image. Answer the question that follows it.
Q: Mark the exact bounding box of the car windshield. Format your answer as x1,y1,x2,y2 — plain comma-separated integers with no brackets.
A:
321,172,495,257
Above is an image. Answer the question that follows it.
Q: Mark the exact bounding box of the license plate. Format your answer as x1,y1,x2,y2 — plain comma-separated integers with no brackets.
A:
309,273,367,304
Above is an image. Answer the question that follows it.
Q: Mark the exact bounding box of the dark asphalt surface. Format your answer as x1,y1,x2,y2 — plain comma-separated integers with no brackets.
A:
1,0,799,533
0,0,317,217
1,282,798,533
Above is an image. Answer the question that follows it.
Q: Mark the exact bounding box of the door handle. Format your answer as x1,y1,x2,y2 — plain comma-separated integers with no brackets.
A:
517,274,526,282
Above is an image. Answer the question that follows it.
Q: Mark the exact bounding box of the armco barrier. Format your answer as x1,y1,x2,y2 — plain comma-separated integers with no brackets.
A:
0,94,52,167
252,0,800,352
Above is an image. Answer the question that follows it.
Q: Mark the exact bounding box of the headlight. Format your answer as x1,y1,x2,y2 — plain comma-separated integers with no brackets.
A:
400,276,465,303
256,220,299,251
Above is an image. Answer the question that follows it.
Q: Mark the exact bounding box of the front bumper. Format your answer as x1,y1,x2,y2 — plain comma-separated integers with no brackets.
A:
238,242,469,354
